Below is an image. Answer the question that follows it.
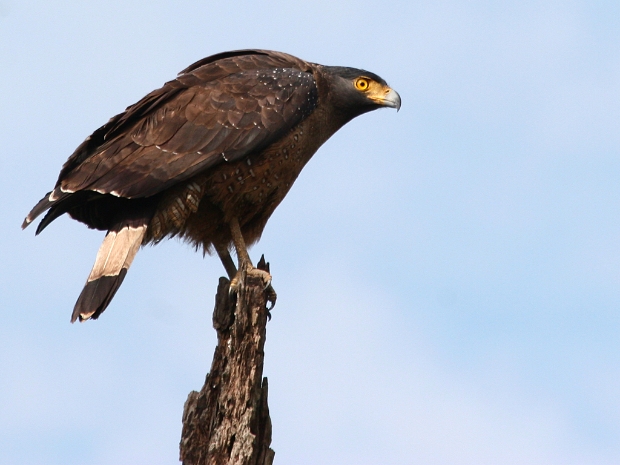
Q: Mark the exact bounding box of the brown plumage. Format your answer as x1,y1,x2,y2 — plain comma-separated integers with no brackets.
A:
22,49,401,322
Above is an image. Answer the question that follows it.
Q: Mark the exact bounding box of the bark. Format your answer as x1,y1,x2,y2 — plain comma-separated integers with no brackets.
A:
180,259,275,465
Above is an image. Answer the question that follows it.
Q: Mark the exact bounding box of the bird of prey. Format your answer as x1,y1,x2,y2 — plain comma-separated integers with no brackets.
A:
22,49,401,322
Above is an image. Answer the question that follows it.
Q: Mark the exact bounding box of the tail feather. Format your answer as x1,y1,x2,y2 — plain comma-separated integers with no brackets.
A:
22,191,54,229
72,219,146,322
22,188,72,231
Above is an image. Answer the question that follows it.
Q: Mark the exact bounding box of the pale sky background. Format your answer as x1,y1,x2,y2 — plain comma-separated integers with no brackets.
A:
2,1,620,464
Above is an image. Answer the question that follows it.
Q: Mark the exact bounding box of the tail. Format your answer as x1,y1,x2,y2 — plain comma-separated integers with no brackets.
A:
72,219,147,322
22,188,70,232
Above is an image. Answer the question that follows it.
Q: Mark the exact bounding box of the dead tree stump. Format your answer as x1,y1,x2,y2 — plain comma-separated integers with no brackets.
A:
180,259,275,465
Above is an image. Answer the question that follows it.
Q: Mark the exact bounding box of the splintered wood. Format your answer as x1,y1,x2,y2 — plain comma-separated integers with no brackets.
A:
180,270,274,465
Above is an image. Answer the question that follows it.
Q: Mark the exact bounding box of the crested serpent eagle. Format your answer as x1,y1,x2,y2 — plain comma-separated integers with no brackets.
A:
23,49,401,322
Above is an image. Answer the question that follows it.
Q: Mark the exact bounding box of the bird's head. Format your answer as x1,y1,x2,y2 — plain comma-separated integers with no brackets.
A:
322,65,401,121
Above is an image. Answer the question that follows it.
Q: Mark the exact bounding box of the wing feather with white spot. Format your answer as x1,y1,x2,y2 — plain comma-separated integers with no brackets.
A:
58,67,318,199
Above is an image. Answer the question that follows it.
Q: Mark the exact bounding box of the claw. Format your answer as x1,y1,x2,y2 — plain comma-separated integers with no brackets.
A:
227,265,276,315
228,220,275,315
265,285,277,312
256,254,275,311
228,269,243,296
247,267,272,291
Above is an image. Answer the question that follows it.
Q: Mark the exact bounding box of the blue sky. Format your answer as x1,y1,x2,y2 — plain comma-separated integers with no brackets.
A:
1,0,620,464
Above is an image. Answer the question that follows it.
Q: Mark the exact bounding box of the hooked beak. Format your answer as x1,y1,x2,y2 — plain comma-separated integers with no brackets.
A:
370,87,401,111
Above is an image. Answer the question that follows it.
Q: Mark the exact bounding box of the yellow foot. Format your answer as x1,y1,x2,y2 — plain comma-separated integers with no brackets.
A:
229,267,277,312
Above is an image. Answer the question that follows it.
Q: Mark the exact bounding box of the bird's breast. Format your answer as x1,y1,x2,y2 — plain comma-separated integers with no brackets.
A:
205,111,330,223
146,105,334,248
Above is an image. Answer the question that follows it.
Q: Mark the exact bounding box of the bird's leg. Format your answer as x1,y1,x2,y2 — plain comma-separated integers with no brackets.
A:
229,216,253,271
228,217,275,308
214,243,237,280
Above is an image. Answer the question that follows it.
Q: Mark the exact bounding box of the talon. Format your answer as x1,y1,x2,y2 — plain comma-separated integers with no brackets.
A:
228,267,274,300
266,285,277,311
228,271,244,296
245,267,272,289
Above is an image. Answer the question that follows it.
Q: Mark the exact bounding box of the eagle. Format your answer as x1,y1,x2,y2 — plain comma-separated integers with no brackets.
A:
22,49,401,322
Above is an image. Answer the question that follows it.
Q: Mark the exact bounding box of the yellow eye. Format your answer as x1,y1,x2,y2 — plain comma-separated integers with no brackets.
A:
355,78,370,91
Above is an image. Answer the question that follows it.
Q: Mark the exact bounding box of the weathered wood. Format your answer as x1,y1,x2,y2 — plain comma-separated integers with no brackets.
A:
180,261,275,465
